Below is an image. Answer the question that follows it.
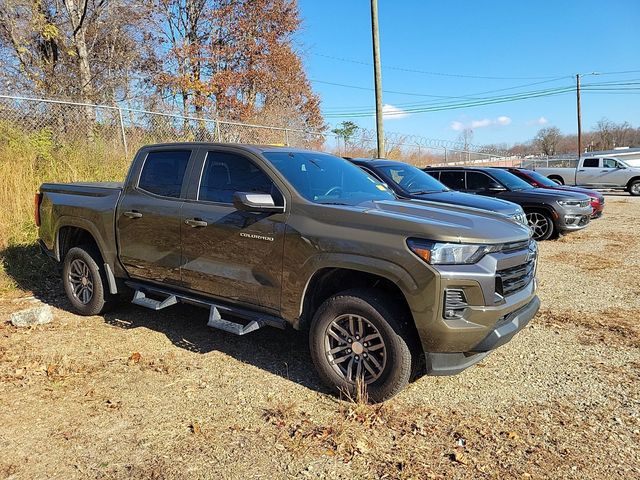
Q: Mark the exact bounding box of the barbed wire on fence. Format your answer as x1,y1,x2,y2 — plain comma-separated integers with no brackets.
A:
0,94,511,167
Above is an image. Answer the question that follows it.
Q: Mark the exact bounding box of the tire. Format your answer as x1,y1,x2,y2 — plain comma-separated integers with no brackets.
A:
549,176,564,185
309,288,416,403
62,244,116,316
629,180,640,196
526,210,555,241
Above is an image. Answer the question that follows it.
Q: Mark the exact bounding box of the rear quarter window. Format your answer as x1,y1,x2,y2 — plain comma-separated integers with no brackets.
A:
138,150,191,198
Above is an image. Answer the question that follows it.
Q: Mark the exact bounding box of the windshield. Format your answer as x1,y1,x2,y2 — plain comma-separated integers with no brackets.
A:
486,169,534,190
523,169,560,187
263,151,395,205
376,163,449,194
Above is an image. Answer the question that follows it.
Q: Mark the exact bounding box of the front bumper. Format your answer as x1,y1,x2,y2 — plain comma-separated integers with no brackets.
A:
410,241,539,372
556,205,593,232
424,295,540,375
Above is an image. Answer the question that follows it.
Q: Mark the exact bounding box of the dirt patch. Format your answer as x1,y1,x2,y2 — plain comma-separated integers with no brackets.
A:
0,196,639,479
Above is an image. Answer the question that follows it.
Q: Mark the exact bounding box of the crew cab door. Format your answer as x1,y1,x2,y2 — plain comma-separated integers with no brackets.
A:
589,157,630,186
576,157,601,185
116,148,195,286
179,148,287,313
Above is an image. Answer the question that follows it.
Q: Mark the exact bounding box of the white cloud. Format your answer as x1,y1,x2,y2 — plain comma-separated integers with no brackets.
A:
471,118,492,128
450,120,465,131
450,116,512,131
525,116,549,126
382,104,409,119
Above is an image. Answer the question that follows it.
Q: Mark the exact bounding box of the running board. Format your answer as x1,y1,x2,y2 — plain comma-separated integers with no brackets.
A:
125,281,287,335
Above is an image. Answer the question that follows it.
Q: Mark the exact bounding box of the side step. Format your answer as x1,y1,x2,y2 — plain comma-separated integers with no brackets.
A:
126,281,287,336
207,307,264,335
132,290,178,310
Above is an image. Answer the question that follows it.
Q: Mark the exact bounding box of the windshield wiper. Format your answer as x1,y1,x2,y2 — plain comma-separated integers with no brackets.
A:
318,201,350,205
409,190,441,195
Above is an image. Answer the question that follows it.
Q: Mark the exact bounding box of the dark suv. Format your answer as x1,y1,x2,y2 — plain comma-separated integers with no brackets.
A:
348,158,528,227
425,166,593,240
497,167,605,219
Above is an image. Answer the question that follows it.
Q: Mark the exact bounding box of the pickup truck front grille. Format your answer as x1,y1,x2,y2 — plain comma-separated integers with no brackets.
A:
496,260,535,297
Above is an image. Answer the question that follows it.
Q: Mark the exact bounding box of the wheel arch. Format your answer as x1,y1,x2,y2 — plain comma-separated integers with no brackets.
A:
626,176,640,190
297,266,415,333
55,219,118,294
547,174,565,185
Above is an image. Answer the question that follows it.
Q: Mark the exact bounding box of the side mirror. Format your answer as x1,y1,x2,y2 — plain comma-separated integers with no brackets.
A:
487,185,506,192
232,192,284,213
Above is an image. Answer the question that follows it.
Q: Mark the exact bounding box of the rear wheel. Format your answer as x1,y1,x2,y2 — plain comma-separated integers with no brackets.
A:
629,180,640,196
309,289,416,403
526,210,555,241
548,175,564,185
62,245,116,316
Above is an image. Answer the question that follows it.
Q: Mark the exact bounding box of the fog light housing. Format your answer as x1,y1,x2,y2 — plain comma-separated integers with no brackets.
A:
564,214,581,225
444,288,468,320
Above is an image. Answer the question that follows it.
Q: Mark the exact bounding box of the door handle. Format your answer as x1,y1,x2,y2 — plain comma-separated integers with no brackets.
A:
600,170,609,172
185,218,208,228
123,210,143,219
578,169,585,172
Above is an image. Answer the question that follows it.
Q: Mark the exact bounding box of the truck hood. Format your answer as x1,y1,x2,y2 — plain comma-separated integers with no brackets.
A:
407,190,521,215
301,199,531,245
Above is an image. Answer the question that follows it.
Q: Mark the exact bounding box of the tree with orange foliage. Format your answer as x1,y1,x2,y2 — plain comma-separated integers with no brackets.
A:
151,0,323,131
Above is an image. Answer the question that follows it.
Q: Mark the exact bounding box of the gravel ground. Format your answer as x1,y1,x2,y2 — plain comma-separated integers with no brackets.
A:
0,195,639,479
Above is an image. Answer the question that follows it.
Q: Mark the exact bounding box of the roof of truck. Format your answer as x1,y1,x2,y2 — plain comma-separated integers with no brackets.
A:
139,142,325,155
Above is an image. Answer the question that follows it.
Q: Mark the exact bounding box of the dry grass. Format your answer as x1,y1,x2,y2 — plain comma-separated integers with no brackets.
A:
0,123,130,294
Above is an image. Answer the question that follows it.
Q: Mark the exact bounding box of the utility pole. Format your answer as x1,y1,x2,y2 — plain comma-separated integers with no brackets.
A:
576,74,582,159
370,0,384,157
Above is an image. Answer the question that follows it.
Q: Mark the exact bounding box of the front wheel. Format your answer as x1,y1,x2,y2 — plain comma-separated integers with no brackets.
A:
629,180,640,196
526,210,555,241
309,289,415,403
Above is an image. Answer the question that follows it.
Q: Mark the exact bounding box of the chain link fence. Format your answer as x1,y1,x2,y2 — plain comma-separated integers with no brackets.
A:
0,94,508,166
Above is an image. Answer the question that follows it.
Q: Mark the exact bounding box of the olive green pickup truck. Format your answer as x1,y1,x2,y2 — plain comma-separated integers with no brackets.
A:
36,143,540,401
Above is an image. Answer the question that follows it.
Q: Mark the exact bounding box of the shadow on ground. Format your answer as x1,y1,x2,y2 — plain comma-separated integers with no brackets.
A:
1,243,326,394
0,244,63,303
102,303,326,393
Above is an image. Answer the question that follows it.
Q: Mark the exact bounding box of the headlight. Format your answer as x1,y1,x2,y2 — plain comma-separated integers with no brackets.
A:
510,210,528,226
558,200,583,207
407,238,502,265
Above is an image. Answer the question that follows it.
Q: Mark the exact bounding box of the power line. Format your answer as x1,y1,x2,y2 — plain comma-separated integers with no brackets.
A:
311,52,567,80
322,77,570,112
322,80,640,117
325,87,577,118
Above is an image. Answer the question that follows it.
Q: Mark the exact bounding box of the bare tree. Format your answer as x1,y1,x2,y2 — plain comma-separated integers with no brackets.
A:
534,127,561,155
457,128,474,151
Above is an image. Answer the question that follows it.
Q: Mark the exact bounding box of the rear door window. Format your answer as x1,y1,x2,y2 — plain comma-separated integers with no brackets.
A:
138,150,191,198
438,171,466,190
582,158,599,168
198,151,282,204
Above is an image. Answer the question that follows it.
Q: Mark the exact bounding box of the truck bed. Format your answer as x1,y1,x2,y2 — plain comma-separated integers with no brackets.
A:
38,181,123,269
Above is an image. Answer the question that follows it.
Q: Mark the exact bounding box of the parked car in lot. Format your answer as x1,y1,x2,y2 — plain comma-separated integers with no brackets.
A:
425,166,593,240
533,156,640,196
347,158,528,226
36,143,539,402
497,167,605,218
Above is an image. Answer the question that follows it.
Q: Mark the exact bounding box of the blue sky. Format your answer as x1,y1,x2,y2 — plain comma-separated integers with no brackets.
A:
296,0,640,146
